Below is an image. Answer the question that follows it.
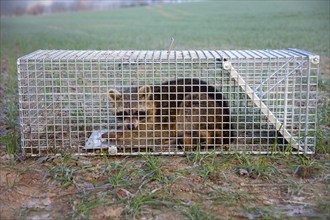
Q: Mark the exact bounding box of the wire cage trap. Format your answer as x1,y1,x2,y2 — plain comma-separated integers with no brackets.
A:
17,49,319,156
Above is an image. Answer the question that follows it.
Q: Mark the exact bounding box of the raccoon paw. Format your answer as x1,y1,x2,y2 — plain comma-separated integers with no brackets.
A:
101,132,117,139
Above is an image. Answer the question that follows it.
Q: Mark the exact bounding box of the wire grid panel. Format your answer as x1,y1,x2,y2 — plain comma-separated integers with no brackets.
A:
17,49,319,156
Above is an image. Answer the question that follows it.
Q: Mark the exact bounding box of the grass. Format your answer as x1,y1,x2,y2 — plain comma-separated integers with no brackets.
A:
234,154,280,179
0,133,18,156
317,198,330,217
107,161,134,188
1,1,329,53
180,204,218,220
185,151,222,179
3,101,18,130
48,159,76,188
5,170,19,190
140,154,167,183
208,187,245,206
17,207,49,220
70,191,109,219
123,191,159,216
316,95,330,154
244,206,280,220
9,152,328,219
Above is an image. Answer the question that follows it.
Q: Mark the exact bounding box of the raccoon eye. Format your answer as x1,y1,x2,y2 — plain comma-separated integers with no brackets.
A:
116,111,129,116
138,111,146,116
116,111,123,116
115,111,127,121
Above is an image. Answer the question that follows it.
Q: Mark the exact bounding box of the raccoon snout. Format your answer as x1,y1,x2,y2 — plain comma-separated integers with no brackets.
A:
124,118,139,130
125,123,139,130
125,124,136,130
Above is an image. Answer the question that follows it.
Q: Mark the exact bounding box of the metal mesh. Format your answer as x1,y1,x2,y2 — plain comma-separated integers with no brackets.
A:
17,49,319,156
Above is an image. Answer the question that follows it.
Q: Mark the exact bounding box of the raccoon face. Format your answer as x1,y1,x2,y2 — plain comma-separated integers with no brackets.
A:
108,85,155,130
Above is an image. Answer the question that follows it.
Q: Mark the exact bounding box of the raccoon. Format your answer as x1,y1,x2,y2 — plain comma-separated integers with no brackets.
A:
102,78,232,150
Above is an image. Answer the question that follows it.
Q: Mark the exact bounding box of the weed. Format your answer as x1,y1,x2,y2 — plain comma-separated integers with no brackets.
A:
195,164,216,179
285,179,307,196
0,51,19,156
186,151,233,181
123,192,166,217
3,100,18,130
318,77,330,93
245,206,279,220
316,129,329,154
107,161,133,188
185,146,206,166
5,172,19,190
140,154,166,183
0,133,19,155
48,158,76,188
316,196,330,218
71,191,108,219
291,155,319,178
234,154,280,178
101,149,110,164
283,144,294,157
197,156,219,179
180,204,217,220
186,149,217,166
209,188,244,206
270,138,293,157
316,98,330,154
17,207,48,220
124,192,151,216
216,154,237,169
297,155,315,167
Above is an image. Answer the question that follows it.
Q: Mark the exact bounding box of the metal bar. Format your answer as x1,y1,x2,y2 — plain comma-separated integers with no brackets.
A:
260,61,305,97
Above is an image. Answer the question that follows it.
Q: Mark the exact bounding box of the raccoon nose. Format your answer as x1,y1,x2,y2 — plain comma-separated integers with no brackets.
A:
125,124,132,130
126,124,136,130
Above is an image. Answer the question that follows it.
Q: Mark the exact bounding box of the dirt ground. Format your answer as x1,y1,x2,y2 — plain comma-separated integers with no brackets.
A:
0,55,329,220
0,150,329,220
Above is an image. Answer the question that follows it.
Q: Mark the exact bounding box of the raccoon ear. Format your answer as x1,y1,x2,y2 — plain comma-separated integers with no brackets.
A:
138,85,152,100
108,89,122,101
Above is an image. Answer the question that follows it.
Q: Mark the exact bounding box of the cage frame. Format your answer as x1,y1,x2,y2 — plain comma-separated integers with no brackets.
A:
17,48,319,156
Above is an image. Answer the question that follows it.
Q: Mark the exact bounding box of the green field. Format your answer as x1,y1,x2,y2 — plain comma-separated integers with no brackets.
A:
1,1,330,219
1,1,329,53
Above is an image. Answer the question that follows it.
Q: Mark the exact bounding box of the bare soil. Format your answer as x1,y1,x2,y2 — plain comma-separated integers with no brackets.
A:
0,151,329,220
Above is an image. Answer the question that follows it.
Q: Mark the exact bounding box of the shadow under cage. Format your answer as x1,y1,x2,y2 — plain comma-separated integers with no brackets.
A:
17,49,318,156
